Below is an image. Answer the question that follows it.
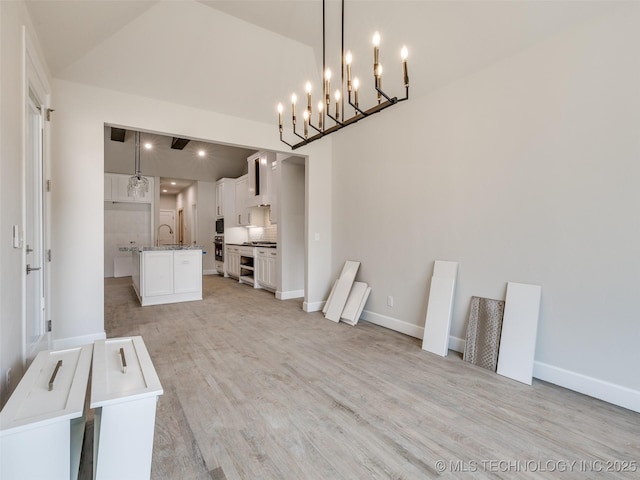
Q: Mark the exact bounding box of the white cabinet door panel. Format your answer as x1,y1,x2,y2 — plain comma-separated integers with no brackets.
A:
174,250,202,294
143,252,174,297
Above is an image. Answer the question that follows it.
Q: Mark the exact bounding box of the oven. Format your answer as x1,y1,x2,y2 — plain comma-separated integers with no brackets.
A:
214,235,224,262
215,217,224,234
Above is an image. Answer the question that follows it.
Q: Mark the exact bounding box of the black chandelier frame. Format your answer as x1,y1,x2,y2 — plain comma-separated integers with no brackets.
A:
278,0,409,150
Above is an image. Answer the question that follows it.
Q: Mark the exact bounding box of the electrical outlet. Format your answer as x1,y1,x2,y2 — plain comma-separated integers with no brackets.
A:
387,295,394,307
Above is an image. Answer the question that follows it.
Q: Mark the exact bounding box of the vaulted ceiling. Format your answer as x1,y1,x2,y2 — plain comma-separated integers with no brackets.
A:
25,1,622,124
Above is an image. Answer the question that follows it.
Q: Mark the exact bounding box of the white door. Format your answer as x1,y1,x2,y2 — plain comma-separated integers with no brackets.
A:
158,209,176,245
25,92,46,357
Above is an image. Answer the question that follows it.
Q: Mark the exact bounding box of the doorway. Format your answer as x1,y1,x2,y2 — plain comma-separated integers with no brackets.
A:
158,209,176,245
25,91,46,357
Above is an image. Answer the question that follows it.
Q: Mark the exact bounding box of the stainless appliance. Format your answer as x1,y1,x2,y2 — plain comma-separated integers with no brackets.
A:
215,218,224,234
214,235,224,261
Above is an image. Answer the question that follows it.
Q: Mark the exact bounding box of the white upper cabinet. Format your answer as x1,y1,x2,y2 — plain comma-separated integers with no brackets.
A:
247,151,275,207
215,177,236,218
235,175,250,226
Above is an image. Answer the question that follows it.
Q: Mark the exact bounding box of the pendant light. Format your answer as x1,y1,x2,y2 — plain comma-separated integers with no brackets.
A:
127,131,149,198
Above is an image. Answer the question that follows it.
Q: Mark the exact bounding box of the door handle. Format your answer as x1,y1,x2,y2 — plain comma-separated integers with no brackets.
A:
26,264,41,275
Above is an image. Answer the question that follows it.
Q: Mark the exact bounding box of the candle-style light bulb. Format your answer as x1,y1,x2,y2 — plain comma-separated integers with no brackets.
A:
373,31,380,77
345,50,353,91
277,103,283,129
317,101,323,129
324,69,332,106
303,110,309,138
335,89,341,120
305,81,312,115
401,46,409,87
353,77,360,107
291,93,297,124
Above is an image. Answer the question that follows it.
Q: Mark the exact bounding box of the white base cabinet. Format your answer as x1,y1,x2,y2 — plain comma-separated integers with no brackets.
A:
0,345,93,480
133,248,203,306
91,337,163,480
256,248,278,291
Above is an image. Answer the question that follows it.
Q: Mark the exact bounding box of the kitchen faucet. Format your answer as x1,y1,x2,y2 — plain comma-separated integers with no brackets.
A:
157,224,174,246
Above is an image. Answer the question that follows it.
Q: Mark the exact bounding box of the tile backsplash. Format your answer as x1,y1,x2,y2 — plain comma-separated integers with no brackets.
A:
248,207,277,242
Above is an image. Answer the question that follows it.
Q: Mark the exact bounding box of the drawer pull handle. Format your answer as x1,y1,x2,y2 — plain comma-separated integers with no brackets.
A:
120,347,127,374
48,360,63,391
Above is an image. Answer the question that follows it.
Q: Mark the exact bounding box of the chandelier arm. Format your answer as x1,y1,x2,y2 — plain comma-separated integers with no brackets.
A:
349,99,370,117
309,123,324,135
279,132,294,148
375,87,396,104
326,112,344,127
292,124,308,143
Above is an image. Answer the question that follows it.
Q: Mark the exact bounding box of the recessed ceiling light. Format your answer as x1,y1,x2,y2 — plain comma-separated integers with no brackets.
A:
144,143,152,149
162,189,167,193
170,181,176,185
198,150,206,157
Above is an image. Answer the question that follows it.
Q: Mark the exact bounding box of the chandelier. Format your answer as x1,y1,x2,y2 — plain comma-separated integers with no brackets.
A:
127,131,149,198
277,0,409,150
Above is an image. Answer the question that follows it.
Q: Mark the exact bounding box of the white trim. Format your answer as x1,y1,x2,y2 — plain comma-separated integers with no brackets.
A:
533,361,640,413
52,331,107,350
448,335,465,353
276,289,304,300
203,269,217,275
303,300,325,312
360,310,423,339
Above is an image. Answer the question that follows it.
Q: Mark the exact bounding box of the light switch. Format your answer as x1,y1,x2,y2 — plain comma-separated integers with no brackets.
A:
314,233,320,241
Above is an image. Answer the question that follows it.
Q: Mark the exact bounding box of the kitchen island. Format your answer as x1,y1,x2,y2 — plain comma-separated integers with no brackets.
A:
132,246,203,306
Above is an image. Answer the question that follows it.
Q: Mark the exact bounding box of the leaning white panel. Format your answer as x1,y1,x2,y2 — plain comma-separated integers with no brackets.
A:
497,282,542,385
322,279,338,314
422,261,458,357
324,261,360,322
341,282,371,326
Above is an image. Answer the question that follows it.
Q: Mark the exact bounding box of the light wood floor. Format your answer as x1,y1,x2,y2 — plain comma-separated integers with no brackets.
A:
83,275,639,479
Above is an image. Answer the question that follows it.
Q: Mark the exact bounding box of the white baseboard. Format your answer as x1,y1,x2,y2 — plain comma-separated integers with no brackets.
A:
277,289,304,300
303,300,325,312
360,310,424,339
203,269,217,275
53,331,106,350
448,335,465,353
533,361,640,413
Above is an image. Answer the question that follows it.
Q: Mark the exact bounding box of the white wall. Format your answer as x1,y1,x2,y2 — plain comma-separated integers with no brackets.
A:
159,194,177,211
331,5,640,411
0,0,52,405
0,0,27,405
104,202,152,277
280,160,305,298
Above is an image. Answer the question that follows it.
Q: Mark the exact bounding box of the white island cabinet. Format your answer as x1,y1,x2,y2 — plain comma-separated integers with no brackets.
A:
91,336,163,480
0,345,93,480
132,247,203,306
